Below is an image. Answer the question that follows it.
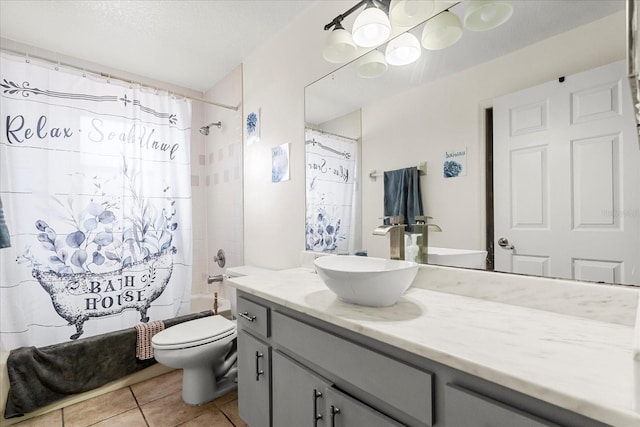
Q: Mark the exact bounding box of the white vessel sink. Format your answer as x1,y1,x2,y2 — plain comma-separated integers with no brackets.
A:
427,247,487,269
314,256,419,307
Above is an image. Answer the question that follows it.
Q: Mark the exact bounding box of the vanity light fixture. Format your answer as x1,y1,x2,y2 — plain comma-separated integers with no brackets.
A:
322,0,514,72
352,0,392,47
389,0,435,27
421,10,463,50
323,0,391,63
357,49,388,78
464,0,513,31
323,21,358,63
385,32,421,66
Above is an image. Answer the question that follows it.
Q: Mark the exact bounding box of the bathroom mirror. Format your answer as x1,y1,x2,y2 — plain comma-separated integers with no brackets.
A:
305,0,640,286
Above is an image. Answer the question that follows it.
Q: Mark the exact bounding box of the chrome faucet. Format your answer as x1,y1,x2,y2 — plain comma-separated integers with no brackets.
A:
373,215,406,260
207,274,225,284
412,216,442,264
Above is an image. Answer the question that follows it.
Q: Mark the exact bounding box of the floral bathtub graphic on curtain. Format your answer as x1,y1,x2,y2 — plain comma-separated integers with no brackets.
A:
17,160,178,339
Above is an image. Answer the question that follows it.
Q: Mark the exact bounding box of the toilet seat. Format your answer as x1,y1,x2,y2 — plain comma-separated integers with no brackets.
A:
152,315,236,350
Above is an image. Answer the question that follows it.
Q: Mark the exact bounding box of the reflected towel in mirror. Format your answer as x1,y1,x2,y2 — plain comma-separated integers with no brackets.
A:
383,166,424,231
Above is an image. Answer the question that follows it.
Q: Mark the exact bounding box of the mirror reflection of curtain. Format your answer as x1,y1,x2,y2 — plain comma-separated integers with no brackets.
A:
0,54,193,351
305,129,358,254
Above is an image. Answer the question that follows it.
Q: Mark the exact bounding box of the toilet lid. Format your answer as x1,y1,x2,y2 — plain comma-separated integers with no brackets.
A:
152,315,235,347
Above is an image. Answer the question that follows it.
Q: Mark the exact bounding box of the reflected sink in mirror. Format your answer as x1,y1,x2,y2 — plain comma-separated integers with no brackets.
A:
427,247,488,269
314,255,418,307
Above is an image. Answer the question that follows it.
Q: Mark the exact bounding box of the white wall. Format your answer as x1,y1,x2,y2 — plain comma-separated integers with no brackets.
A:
242,9,625,267
242,1,355,269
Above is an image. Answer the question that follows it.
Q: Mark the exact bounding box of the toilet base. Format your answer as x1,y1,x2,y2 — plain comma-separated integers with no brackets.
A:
181,367,237,406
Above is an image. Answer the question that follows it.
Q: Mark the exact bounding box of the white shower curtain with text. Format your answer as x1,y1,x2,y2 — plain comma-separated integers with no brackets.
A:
305,129,358,255
0,54,193,351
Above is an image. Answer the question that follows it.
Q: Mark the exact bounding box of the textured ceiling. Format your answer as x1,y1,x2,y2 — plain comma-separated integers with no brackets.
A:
0,0,316,92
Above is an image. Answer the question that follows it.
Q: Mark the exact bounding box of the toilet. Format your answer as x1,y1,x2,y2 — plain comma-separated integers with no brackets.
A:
151,265,271,405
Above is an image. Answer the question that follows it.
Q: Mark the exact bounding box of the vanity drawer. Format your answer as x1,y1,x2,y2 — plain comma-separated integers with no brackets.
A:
272,311,433,425
445,384,560,427
237,296,270,337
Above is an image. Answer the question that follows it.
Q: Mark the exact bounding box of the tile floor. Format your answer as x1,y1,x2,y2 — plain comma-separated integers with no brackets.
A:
10,370,247,427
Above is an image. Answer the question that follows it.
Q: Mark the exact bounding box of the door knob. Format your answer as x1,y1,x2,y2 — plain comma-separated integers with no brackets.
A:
497,237,515,250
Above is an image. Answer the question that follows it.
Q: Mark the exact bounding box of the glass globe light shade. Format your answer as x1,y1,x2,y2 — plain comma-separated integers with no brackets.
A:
389,0,435,27
385,33,422,66
352,6,392,48
357,50,388,78
464,0,513,31
322,27,358,63
421,11,463,50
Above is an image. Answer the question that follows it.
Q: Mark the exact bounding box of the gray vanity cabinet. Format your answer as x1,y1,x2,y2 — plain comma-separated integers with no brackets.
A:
444,384,561,427
272,350,331,426
272,350,402,427
235,291,608,427
324,387,404,427
237,296,273,427
238,330,271,427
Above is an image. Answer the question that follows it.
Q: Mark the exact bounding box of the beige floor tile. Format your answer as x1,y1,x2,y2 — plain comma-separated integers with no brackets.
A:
178,407,234,427
218,400,247,427
63,387,138,427
10,409,63,427
131,369,182,405
141,390,214,427
91,408,147,427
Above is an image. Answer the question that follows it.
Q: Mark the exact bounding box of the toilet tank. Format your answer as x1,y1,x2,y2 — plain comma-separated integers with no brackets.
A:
225,266,273,318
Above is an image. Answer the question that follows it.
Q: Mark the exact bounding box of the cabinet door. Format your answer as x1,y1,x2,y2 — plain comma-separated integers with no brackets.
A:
238,330,271,427
445,384,560,427
272,351,332,426
324,387,404,427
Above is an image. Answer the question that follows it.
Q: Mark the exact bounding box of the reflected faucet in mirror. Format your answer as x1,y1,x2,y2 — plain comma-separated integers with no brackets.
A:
373,215,406,260
412,216,442,264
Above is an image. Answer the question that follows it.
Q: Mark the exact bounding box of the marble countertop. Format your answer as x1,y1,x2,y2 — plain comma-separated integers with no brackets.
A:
227,267,640,427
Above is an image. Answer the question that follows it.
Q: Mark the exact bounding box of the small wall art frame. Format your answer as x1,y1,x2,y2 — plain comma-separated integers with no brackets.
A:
272,143,290,183
246,109,260,145
443,147,467,178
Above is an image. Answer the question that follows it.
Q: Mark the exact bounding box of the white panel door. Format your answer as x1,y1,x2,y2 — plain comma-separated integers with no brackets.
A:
494,61,640,285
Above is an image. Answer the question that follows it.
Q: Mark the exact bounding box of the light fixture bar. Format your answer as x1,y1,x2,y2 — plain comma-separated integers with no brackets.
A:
324,0,391,31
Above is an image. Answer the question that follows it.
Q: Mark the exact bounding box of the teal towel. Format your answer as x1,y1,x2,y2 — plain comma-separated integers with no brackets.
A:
0,196,11,249
383,167,424,231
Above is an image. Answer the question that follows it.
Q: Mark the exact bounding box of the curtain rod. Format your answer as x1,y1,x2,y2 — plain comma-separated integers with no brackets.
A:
0,47,240,111
305,126,360,142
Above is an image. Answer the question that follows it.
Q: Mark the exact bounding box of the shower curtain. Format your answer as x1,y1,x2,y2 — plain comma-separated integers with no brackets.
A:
0,54,193,351
305,129,358,255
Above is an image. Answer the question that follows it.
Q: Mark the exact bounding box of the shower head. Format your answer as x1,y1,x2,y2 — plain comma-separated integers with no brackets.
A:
199,121,222,135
